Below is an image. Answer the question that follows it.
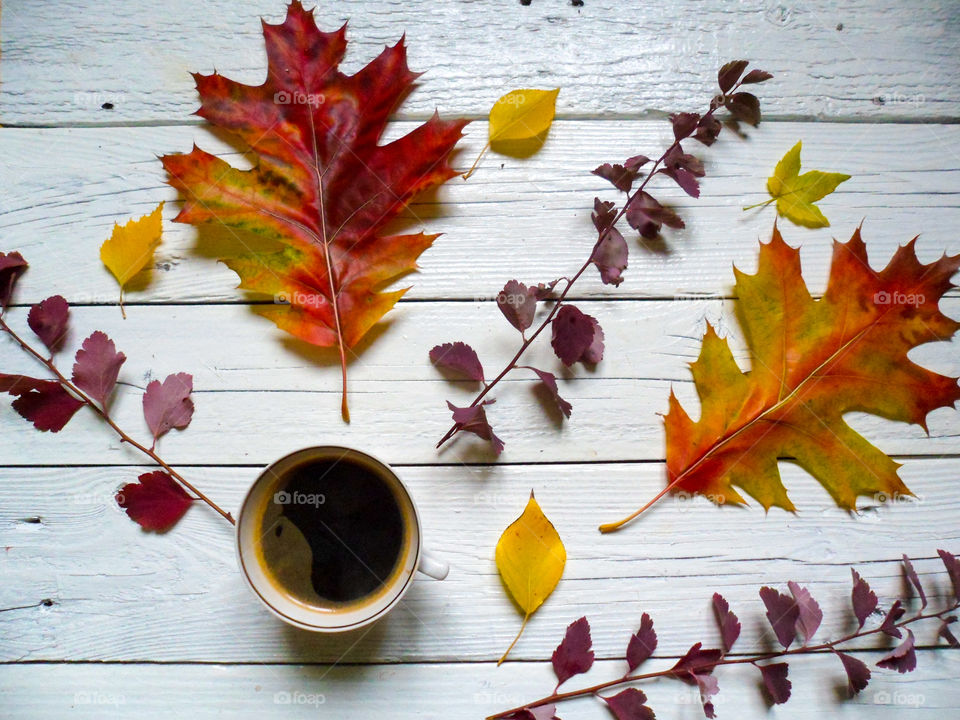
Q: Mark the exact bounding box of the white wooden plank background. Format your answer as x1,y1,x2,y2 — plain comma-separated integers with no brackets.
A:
1,1,959,718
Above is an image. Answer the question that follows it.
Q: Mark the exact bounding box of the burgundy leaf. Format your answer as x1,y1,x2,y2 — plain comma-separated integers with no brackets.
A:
712,593,741,653
938,549,960,602
603,688,654,720
624,154,650,171
671,642,722,678
0,373,84,432
447,400,503,455
430,342,486,383
877,629,917,673
533,279,561,300
758,662,791,704
498,280,538,334
0,251,28,309
902,554,927,609
661,167,700,198
663,145,705,176
835,650,871,695
880,600,905,639
143,372,195,441
625,192,684,239
670,112,700,141
694,673,719,719
938,616,959,648
551,305,602,366
694,115,722,146
718,60,749,93
592,226,628,286
741,69,774,84
592,198,617,233
552,616,594,688
71,331,126,406
117,470,193,532
788,581,822,644
525,705,556,720
626,612,657,672
724,92,761,126
851,569,878,629
593,163,639,193
759,586,799,649
27,295,69,354
529,368,572,418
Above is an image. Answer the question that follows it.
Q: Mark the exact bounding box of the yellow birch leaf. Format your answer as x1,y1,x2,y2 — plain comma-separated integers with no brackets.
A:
100,202,164,316
763,141,850,228
463,88,560,179
495,490,566,663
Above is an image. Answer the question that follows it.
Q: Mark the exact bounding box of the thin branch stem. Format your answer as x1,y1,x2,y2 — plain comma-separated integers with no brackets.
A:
0,314,235,525
438,82,744,450
487,601,959,720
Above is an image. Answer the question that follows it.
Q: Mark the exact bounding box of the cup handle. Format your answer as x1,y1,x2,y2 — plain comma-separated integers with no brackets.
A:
417,550,449,580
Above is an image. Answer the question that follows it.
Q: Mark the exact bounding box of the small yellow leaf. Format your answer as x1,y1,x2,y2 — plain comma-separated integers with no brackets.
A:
495,490,566,663
765,141,850,228
488,88,560,146
100,202,164,287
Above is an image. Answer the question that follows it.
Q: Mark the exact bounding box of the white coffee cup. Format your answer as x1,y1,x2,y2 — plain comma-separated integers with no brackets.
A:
235,446,448,632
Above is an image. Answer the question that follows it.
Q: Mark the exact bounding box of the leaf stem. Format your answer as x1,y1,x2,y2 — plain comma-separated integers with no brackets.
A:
487,600,959,720
742,197,776,211
499,612,530,666
0,315,235,525
438,81,744,450
462,142,491,180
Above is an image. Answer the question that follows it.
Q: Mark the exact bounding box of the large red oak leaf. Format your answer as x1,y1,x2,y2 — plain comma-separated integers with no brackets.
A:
161,1,468,420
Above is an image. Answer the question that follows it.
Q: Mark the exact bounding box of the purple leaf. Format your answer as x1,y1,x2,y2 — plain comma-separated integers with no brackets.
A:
529,368,572,418
938,549,960,602
741,69,774,84
430,341,486,383
724,92,761,126
591,198,617,233
497,280,538,333
670,642,722,678
663,145,705,176
533,279,561,300
712,593,741,653
551,306,603,366
694,673,719,719
902,554,927,609
552,616,594,688
626,612,657,672
0,251,28,309
788,581,822,644
694,115,722,146
117,470,193,532
27,295,69,353
938,616,959,648
759,586,799,649
670,112,700,141
0,373,85,432
758,662,791,704
718,60,749,93
625,191,684,239
592,226,628,286
71,331,126,406
593,163,638,193
447,400,503,455
835,650,871,695
624,154,650,171
661,167,700,198
851,569,878,629
143,372,195,441
525,705,556,720
877,629,917,673
880,600,905,639
603,689,654,720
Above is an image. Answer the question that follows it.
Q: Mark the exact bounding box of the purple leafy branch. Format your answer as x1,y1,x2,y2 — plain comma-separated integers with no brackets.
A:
0,251,232,530
431,61,772,455
490,551,960,720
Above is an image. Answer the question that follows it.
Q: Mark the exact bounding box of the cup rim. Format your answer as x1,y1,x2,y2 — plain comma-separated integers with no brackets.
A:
235,445,423,632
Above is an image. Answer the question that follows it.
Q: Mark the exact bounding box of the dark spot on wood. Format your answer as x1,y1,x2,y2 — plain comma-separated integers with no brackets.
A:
571,0,584,6
21,516,42,524
101,102,114,110
520,0,531,5
836,22,843,30
872,96,885,105
41,598,55,607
